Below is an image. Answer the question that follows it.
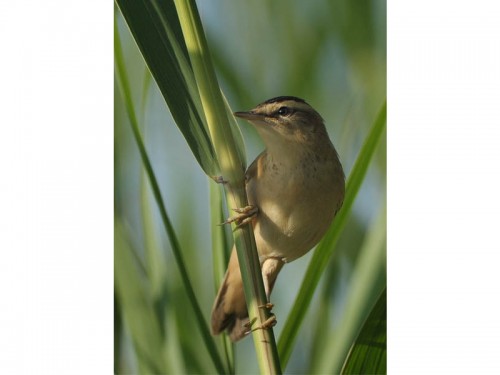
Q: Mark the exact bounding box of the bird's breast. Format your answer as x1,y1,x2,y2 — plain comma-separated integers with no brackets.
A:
246,154,344,263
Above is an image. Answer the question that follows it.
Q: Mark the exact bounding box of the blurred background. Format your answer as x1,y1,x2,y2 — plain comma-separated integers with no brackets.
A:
115,0,386,373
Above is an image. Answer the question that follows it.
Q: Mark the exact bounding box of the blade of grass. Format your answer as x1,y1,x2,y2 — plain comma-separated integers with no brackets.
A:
313,206,386,374
139,67,166,302
115,221,167,374
341,288,387,375
210,182,235,374
278,101,387,368
210,183,231,292
114,292,122,373
164,307,188,374
115,0,218,176
115,20,226,374
306,252,341,368
173,0,281,373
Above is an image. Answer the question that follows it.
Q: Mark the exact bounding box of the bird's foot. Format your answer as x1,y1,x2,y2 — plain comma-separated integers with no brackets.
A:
243,314,277,335
219,205,258,229
259,303,274,311
251,315,277,332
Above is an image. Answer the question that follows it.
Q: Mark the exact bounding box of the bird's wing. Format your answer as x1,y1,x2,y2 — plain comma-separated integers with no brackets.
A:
245,150,266,185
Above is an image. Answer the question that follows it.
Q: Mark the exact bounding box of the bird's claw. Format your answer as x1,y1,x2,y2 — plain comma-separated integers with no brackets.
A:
251,315,277,332
243,314,277,335
259,303,274,311
219,205,258,229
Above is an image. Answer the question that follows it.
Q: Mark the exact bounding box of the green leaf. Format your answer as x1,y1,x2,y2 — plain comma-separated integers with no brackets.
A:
210,182,235,374
341,288,387,375
114,292,122,373
115,0,218,176
278,101,387,368
115,20,226,373
210,182,232,292
114,222,167,374
313,207,386,374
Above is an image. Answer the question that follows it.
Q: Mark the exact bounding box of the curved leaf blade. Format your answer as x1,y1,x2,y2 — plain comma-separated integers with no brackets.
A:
115,0,218,176
341,288,387,375
115,21,226,373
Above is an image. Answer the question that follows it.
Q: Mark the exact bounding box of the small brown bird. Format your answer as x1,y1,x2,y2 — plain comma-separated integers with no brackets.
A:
211,96,345,341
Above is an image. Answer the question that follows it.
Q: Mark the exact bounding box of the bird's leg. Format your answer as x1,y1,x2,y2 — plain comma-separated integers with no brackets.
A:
259,257,284,310
243,259,283,335
220,205,258,229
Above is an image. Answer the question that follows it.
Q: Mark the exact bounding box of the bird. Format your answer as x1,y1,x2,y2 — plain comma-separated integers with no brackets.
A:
211,96,345,341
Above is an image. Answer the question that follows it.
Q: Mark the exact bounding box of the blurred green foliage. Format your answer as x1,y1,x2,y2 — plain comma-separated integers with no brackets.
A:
115,0,385,373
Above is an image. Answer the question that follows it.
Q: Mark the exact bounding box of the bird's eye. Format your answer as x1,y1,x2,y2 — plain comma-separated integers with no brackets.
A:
277,106,291,116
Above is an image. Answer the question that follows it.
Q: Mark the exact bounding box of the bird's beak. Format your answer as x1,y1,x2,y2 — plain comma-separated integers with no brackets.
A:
234,111,266,122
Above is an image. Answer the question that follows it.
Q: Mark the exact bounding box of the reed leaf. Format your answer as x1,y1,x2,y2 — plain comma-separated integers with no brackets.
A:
115,0,218,176
313,206,387,374
114,221,167,374
115,20,226,373
210,182,235,374
341,288,387,375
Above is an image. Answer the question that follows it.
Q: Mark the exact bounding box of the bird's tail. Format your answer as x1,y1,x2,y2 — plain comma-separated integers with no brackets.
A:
211,248,249,342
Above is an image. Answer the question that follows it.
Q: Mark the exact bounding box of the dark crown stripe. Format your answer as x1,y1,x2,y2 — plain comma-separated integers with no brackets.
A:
261,96,306,105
